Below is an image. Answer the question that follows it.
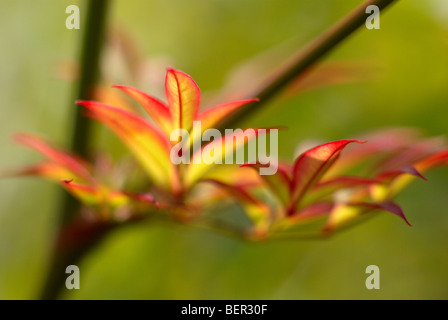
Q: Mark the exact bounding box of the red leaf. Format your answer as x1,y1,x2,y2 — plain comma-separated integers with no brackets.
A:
324,201,411,233
62,179,102,205
415,149,448,172
355,201,411,227
376,165,427,183
289,139,364,213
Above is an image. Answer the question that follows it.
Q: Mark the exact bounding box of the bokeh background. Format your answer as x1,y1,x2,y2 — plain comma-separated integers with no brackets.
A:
1,0,448,299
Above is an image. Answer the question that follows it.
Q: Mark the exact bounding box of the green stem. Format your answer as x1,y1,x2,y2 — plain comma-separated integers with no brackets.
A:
40,220,116,300
222,0,398,128
62,0,111,225
72,0,111,159
40,0,111,300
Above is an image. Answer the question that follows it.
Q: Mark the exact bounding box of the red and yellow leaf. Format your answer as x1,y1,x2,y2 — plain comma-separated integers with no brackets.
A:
93,86,141,114
165,68,200,132
113,85,173,135
184,128,269,187
195,99,259,133
187,98,259,148
77,100,179,192
62,180,103,206
62,180,158,213
6,162,79,183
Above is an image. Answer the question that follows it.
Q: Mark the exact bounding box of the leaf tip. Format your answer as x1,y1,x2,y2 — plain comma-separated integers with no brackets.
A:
166,66,176,74
75,100,91,107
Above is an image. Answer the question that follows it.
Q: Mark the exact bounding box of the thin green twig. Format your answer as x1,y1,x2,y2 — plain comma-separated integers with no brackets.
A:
221,0,398,128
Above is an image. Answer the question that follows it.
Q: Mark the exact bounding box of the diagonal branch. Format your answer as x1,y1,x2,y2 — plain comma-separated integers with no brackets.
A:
221,0,399,128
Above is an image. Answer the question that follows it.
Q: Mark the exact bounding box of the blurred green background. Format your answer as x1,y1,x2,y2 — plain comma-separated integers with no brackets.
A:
1,0,448,299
